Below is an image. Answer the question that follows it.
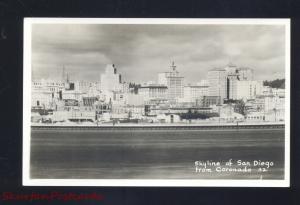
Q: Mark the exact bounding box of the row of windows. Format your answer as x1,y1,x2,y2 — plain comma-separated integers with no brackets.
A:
33,82,64,86
95,105,110,110
247,116,264,120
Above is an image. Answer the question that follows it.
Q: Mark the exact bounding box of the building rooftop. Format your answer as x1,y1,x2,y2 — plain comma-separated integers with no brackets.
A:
140,84,168,89
209,67,226,71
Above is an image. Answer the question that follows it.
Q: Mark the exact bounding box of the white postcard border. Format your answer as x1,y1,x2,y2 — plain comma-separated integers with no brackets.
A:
23,18,291,187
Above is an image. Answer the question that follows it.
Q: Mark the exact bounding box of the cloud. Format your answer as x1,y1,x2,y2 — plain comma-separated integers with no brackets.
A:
31,23,286,83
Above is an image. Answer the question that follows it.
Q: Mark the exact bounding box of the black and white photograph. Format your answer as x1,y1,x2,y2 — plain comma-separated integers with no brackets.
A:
23,18,290,187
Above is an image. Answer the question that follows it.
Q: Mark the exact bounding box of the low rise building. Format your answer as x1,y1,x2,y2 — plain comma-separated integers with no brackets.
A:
156,114,181,123
201,96,221,107
62,89,84,102
31,79,64,109
138,84,168,102
246,112,265,122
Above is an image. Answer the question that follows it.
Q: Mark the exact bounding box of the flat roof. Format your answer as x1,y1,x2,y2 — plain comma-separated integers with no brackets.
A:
140,85,168,88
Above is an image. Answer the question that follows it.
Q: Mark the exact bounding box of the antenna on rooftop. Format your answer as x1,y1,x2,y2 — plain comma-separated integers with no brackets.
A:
171,61,176,71
66,72,69,83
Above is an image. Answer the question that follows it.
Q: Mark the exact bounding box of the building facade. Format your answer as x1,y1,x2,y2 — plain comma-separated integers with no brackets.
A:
238,67,254,81
236,80,263,100
158,62,184,101
208,68,227,102
31,79,64,109
183,84,209,103
201,96,221,107
138,84,168,101
100,64,122,92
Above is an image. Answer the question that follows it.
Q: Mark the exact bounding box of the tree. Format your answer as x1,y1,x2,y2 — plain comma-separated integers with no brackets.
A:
263,79,285,89
180,110,219,120
234,100,246,116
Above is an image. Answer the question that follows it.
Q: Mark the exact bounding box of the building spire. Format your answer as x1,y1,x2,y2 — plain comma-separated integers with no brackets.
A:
171,61,176,71
66,72,69,83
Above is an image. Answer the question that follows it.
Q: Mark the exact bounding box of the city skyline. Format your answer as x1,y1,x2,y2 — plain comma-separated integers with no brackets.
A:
32,24,286,83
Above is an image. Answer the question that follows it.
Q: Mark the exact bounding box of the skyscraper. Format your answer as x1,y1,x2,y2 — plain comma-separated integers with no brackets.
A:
227,73,239,100
207,68,228,102
211,63,255,101
235,80,263,100
238,67,254,81
100,64,122,93
224,62,238,75
158,62,184,101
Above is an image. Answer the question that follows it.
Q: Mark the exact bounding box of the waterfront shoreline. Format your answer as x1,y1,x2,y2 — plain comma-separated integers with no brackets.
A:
31,121,285,130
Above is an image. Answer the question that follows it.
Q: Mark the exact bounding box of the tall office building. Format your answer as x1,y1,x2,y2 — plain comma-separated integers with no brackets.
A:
236,80,263,100
207,68,228,102
227,73,239,100
100,64,122,93
224,62,238,75
223,64,254,100
238,67,254,80
158,62,184,101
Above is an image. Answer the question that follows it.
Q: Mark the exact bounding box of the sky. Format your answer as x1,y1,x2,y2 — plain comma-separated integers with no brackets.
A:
31,23,286,83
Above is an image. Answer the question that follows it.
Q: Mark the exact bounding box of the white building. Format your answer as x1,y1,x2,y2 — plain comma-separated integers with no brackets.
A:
183,84,209,103
125,105,145,119
156,114,181,123
31,79,64,108
138,84,168,102
224,62,238,74
262,87,285,97
238,67,254,81
246,112,265,122
158,62,184,101
126,93,145,106
236,80,263,100
100,64,122,92
111,91,126,105
224,64,254,100
31,89,55,108
74,81,91,93
207,68,227,102
32,79,64,94
51,110,95,122
246,109,284,122
120,82,130,93
273,88,285,97
264,95,285,112
62,90,84,101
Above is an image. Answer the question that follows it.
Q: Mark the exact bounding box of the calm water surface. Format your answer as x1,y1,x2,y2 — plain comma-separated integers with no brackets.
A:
30,128,284,179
